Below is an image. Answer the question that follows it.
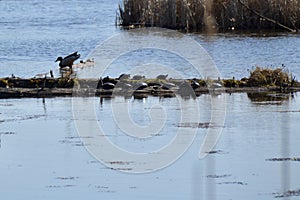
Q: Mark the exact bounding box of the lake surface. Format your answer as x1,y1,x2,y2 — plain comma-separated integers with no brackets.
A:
0,0,300,199
0,0,299,79
1,93,300,200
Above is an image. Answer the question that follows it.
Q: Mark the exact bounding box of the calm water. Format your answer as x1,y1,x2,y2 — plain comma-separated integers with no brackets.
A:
1,94,300,200
0,0,299,79
0,0,300,199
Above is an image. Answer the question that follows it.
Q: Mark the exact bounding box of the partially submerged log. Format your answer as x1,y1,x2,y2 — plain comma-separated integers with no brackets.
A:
0,88,73,98
0,77,74,89
1,66,298,98
0,80,299,99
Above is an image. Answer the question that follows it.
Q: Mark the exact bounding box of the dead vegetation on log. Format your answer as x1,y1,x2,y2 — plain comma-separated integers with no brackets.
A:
246,66,293,87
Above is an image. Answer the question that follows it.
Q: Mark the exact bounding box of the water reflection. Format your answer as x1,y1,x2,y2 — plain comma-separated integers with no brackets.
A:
247,92,292,105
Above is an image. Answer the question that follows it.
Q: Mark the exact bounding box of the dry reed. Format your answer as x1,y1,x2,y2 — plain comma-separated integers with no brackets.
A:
247,66,290,87
117,0,300,32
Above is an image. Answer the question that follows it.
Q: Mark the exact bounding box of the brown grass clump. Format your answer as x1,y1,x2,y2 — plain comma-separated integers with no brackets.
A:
247,66,290,87
117,0,300,32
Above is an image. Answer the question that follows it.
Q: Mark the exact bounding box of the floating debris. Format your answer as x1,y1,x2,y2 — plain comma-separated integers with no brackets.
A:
56,176,79,180
46,185,76,188
274,189,300,198
0,103,13,106
177,122,211,128
207,174,232,179
108,161,134,165
278,110,300,113
0,115,46,123
95,185,116,193
206,150,227,155
110,167,133,171
177,122,224,129
217,181,247,186
46,185,61,188
63,185,76,188
59,136,93,147
59,139,86,147
0,132,16,135
266,157,300,162
106,161,134,171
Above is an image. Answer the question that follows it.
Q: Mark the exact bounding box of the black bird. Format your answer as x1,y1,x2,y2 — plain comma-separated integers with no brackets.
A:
55,52,80,69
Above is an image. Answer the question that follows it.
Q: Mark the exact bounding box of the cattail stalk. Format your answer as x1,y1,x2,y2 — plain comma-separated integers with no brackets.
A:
118,0,299,32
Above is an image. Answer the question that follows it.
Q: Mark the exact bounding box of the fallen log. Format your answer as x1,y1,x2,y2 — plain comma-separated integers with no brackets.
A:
1,66,299,98
1,85,299,99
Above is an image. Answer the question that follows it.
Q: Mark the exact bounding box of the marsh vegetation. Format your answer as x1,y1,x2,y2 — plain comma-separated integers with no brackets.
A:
118,0,300,32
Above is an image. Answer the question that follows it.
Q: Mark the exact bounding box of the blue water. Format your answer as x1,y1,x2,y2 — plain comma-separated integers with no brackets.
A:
195,33,300,79
0,0,120,77
0,0,300,199
1,94,300,200
0,0,299,79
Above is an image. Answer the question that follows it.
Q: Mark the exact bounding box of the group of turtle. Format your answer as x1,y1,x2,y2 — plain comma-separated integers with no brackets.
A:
96,74,174,91
55,52,212,94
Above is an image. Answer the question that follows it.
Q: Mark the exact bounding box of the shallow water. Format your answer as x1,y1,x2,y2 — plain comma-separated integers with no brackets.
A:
0,0,299,79
0,93,300,200
196,33,300,79
1,0,300,199
0,0,120,77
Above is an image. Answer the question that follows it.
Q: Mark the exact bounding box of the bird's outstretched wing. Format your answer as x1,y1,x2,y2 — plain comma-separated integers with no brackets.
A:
64,52,79,59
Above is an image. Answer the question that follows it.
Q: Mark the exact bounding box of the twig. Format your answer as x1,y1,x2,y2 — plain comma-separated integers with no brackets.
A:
238,0,297,32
